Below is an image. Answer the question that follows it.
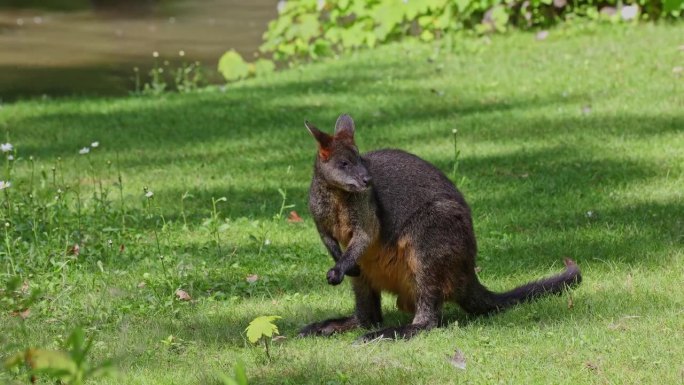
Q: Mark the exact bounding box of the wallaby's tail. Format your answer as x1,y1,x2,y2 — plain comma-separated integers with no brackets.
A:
459,258,582,316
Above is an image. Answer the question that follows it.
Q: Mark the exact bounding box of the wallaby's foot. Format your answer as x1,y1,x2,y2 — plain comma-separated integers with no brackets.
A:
326,267,344,285
298,316,360,337
357,324,430,342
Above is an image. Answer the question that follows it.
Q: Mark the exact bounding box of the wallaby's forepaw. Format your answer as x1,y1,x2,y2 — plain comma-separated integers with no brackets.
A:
326,267,344,285
298,316,359,337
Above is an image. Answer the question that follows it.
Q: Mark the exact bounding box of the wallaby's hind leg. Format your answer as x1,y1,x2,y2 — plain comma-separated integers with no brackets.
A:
357,201,468,342
357,287,442,341
299,275,382,337
358,248,444,341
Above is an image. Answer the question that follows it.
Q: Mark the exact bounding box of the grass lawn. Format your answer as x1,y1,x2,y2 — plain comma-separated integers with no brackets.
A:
0,23,682,384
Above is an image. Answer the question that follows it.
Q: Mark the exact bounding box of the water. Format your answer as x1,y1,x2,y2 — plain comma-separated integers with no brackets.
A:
0,0,277,100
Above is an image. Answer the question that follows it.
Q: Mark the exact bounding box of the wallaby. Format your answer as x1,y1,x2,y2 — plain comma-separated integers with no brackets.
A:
299,114,582,341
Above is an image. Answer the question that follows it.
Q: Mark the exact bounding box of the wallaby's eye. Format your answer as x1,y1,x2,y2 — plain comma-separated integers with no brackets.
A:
339,161,349,169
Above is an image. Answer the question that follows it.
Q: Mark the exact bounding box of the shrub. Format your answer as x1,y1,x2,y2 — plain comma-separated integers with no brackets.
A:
258,0,683,62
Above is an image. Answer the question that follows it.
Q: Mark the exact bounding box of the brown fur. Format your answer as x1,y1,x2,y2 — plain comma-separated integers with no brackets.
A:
358,236,417,313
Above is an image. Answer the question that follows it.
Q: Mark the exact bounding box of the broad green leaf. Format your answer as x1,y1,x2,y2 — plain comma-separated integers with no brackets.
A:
490,6,509,32
663,0,684,12
298,13,320,40
217,373,239,385
454,0,470,12
218,50,250,82
418,15,434,28
234,361,248,385
254,59,276,76
245,315,281,344
311,38,333,58
3,351,24,369
365,32,377,48
420,29,435,41
27,349,77,375
435,4,453,29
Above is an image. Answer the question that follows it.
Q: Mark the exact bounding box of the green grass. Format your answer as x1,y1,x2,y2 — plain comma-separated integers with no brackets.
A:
1,23,683,384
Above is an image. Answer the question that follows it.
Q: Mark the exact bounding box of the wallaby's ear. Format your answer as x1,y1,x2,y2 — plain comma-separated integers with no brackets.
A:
334,114,355,143
305,120,333,160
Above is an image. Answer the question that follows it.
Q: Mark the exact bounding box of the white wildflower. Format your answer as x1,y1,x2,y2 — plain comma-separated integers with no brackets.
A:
276,0,286,13
7,155,13,161
79,147,90,155
179,50,185,57
0,181,10,190
1,143,13,152
145,191,154,198
91,141,99,148
153,51,159,58
620,5,639,21
264,239,271,246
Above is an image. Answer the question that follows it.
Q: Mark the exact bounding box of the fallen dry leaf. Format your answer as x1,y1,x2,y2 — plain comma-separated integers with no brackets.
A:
567,293,574,309
272,335,287,343
67,244,80,256
673,66,683,74
119,244,125,253
137,281,146,289
582,105,592,115
608,315,641,330
21,281,29,294
585,361,599,371
175,289,191,301
536,30,549,41
11,308,30,320
447,348,466,370
625,273,633,293
287,210,303,223
246,274,259,283
19,308,30,319
600,6,617,16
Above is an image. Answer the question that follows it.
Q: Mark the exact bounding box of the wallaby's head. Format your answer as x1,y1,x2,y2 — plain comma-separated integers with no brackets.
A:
305,114,371,193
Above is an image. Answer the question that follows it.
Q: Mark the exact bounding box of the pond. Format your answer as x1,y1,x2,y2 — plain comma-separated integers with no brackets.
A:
0,0,277,100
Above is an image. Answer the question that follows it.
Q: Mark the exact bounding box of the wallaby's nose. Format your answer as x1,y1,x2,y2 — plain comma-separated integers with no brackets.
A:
362,175,372,186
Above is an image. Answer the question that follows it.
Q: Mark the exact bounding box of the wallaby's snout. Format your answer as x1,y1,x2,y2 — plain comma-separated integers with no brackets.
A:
349,170,371,192
362,174,372,187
